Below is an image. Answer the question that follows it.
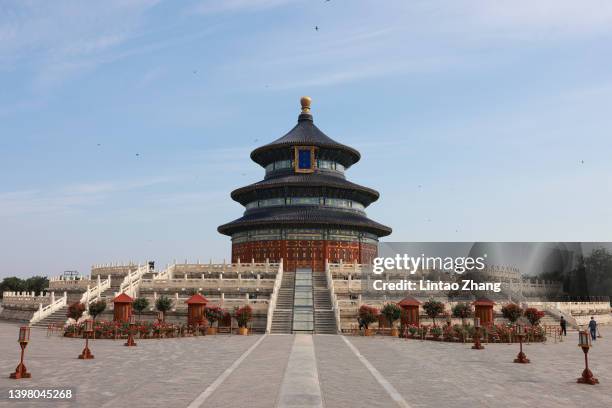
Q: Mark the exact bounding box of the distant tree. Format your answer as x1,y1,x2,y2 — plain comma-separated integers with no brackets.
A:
452,303,473,326
155,296,173,321
24,276,49,296
0,277,26,297
423,299,445,326
88,300,106,320
133,297,150,319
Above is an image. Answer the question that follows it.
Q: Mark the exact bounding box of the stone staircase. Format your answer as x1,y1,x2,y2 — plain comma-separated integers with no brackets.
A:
31,306,68,328
271,271,295,334
313,272,337,334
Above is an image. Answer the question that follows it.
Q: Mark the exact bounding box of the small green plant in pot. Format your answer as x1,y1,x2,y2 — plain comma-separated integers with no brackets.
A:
381,303,401,336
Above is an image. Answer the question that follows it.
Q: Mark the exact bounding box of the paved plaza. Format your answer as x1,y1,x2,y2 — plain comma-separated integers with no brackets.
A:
0,321,610,408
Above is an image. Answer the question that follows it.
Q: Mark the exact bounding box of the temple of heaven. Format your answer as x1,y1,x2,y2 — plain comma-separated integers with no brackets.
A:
218,97,391,272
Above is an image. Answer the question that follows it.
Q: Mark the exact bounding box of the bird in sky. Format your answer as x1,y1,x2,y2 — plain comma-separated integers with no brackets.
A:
136,153,140,157
315,26,319,31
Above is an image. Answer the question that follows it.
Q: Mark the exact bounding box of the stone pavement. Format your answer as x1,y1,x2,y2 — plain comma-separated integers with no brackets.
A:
0,321,611,408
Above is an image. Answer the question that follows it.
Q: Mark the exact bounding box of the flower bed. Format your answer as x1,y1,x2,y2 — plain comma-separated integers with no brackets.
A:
399,323,546,343
63,320,207,339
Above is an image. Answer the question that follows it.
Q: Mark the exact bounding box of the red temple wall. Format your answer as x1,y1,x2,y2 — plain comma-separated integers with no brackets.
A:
232,240,378,272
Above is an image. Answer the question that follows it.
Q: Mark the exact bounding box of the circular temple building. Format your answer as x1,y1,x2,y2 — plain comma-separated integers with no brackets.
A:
218,97,391,272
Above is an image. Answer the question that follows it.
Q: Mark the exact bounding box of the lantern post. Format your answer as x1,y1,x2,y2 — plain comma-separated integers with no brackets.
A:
577,330,599,385
471,317,484,350
78,319,95,359
513,324,530,363
10,326,32,379
125,314,137,347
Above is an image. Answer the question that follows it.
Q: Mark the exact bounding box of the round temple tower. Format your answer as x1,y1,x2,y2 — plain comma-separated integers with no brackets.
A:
218,97,391,272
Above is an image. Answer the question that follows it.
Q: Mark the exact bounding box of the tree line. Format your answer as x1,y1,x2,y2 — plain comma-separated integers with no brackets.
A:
0,276,49,298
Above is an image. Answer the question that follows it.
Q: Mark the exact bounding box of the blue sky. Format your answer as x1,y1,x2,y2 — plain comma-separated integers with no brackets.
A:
2,0,612,278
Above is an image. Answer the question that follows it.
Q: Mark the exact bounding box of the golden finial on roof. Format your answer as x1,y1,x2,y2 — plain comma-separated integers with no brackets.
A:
300,96,312,113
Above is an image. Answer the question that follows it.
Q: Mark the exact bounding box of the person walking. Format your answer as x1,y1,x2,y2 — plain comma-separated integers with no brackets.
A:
559,316,567,336
588,316,597,341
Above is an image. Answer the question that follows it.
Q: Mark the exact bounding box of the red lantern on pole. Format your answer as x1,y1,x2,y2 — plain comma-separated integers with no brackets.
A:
577,330,599,384
78,319,94,360
514,324,530,363
472,317,484,350
125,314,137,347
10,326,32,379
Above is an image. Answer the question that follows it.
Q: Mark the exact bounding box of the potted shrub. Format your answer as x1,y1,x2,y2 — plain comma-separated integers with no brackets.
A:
358,305,379,336
423,299,444,326
430,325,443,340
133,297,150,320
452,302,472,326
381,303,401,337
501,303,522,324
89,300,106,321
523,307,545,326
234,305,252,335
155,295,173,322
205,306,224,335
66,302,86,334
408,324,418,338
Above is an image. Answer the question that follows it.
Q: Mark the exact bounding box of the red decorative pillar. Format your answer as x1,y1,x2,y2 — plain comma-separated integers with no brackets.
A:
186,294,208,327
473,298,495,327
113,293,134,323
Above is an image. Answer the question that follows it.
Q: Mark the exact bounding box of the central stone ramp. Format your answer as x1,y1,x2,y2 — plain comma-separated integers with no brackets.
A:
277,334,323,408
292,268,314,333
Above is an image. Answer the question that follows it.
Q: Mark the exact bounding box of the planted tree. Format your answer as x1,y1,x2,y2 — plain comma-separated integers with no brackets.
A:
423,299,445,326
205,306,225,327
452,302,473,326
89,300,106,320
358,305,379,329
67,302,86,321
501,303,522,323
523,307,545,326
133,297,150,319
381,303,401,327
155,295,173,321
234,305,253,328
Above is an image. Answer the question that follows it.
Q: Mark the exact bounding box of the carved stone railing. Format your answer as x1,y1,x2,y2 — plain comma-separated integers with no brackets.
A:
116,264,149,298
266,259,284,333
79,276,111,307
325,261,341,333
30,292,68,325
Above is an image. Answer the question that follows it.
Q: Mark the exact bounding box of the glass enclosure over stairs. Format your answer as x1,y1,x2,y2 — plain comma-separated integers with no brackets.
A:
292,268,314,332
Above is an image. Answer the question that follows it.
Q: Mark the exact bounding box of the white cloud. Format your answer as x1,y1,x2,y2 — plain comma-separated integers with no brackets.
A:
0,177,171,217
0,0,161,88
